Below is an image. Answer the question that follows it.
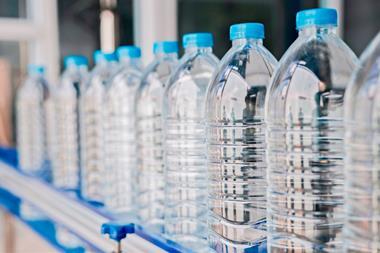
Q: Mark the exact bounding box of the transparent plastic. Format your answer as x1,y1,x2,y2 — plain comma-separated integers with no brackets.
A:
344,32,380,253
55,64,89,253
163,46,218,250
104,57,141,214
136,52,178,232
16,69,51,220
206,38,277,252
80,59,118,203
54,64,88,192
265,26,357,252
16,70,50,175
55,62,88,251
45,87,56,178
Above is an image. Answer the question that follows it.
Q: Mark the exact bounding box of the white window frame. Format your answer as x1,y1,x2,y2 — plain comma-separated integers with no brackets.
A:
0,0,59,84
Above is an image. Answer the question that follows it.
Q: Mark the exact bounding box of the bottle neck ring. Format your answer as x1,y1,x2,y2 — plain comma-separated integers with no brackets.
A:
232,38,263,47
298,25,337,36
184,46,212,54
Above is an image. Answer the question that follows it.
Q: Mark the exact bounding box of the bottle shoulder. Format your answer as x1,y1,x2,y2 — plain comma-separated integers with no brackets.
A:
207,44,277,105
271,34,358,92
166,52,219,91
18,76,50,98
141,58,177,81
107,67,142,92
265,34,359,124
218,44,277,79
348,32,380,96
137,59,177,100
83,65,112,93
345,32,380,126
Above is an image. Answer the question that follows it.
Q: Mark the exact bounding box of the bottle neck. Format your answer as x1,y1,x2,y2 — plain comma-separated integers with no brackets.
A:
119,57,141,68
155,52,178,61
95,60,109,67
298,25,337,37
184,46,212,54
65,64,88,72
232,38,263,47
28,72,44,79
78,65,88,72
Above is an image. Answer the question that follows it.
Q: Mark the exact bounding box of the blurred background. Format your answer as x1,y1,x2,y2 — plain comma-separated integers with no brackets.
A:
0,0,379,251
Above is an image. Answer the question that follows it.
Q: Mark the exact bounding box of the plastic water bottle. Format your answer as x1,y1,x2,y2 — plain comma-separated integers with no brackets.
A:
17,65,51,220
344,33,380,252
55,58,89,253
136,41,178,232
81,51,117,204
163,33,218,250
17,65,50,176
104,46,142,214
265,8,357,251
206,23,277,252
53,55,88,193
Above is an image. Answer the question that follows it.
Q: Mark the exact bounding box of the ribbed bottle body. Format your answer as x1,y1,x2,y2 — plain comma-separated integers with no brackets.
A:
16,71,51,220
54,68,87,191
344,33,380,253
81,64,115,203
16,75,50,175
104,65,141,214
207,40,277,252
136,55,178,232
164,48,218,250
265,27,357,252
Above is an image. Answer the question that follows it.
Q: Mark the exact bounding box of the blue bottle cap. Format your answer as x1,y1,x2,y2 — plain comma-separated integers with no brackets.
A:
182,33,213,48
153,41,179,54
230,23,265,40
28,64,45,75
64,55,88,68
117,46,141,59
296,8,338,30
93,50,117,64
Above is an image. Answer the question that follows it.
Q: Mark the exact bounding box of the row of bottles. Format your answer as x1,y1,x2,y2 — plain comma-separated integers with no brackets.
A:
15,7,380,253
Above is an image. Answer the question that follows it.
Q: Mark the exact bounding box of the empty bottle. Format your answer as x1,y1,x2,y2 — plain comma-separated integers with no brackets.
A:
265,8,357,251
17,65,50,176
54,55,88,193
163,33,218,250
81,50,117,204
344,32,380,253
136,41,178,233
104,46,142,214
17,65,51,220
206,23,277,252
55,53,89,245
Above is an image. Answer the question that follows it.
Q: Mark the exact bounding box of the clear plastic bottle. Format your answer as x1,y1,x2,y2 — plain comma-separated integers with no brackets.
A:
17,65,50,176
80,50,117,204
206,23,277,252
344,32,380,253
265,8,357,252
17,65,51,220
136,41,179,233
163,33,219,250
104,46,142,215
54,55,88,193
55,57,89,253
